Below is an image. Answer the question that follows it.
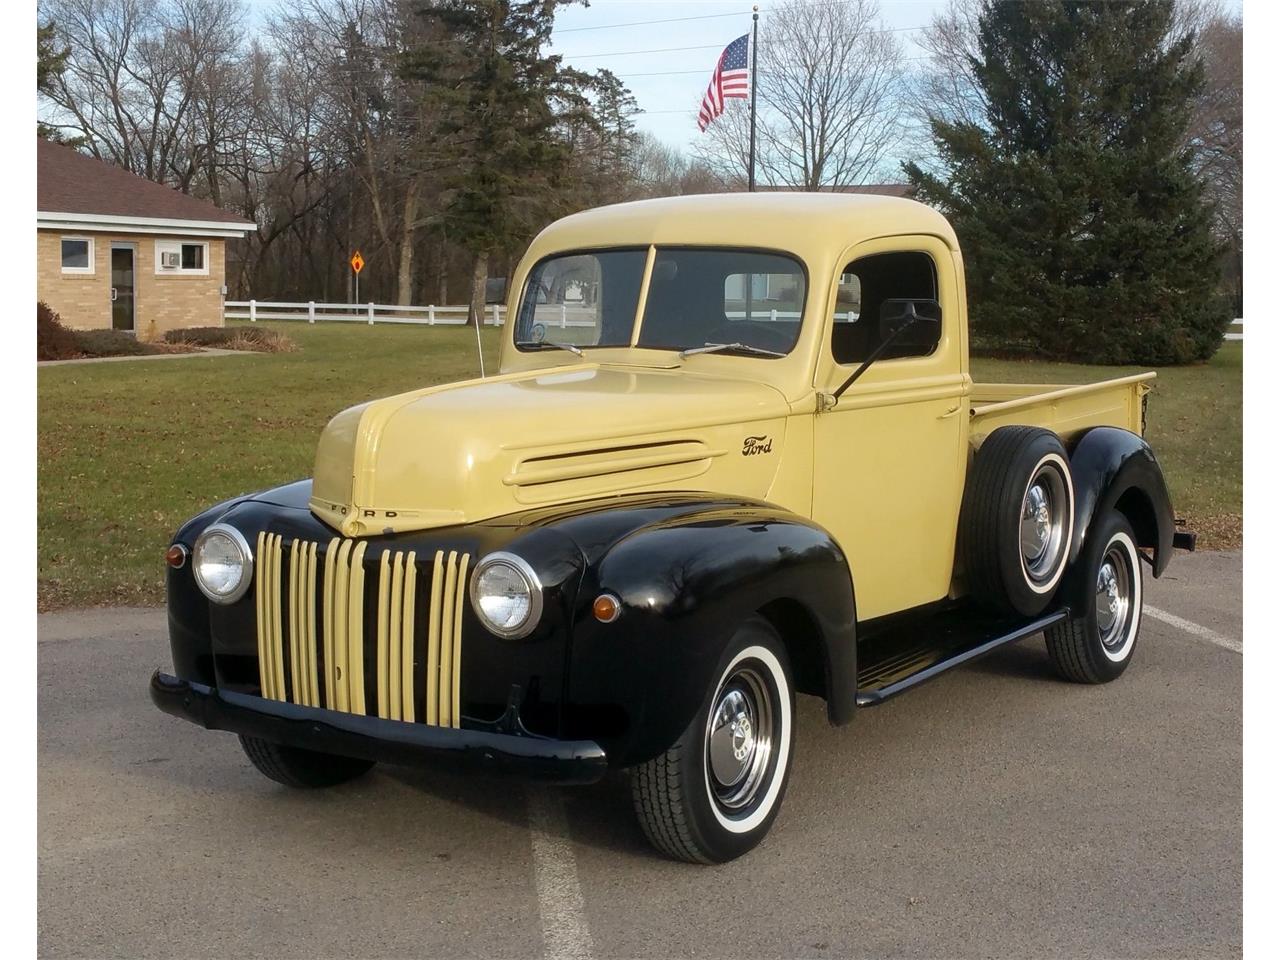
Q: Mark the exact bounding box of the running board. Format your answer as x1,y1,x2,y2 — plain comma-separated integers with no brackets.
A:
855,609,1069,707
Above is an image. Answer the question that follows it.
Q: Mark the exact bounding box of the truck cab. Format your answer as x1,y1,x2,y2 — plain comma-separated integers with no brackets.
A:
152,194,1183,864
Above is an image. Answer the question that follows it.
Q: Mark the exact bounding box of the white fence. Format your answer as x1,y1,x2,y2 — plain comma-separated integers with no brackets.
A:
226,301,1244,341
224,300,508,326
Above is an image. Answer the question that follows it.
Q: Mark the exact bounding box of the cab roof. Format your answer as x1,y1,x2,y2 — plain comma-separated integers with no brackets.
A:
524,193,960,264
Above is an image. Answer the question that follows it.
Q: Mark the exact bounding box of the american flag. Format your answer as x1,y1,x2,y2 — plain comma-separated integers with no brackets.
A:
697,33,751,132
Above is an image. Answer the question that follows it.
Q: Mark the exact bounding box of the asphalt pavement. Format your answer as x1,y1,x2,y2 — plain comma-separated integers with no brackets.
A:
37,550,1242,959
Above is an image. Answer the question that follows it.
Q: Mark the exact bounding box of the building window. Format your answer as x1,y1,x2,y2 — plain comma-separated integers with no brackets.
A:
155,240,209,276
61,237,94,274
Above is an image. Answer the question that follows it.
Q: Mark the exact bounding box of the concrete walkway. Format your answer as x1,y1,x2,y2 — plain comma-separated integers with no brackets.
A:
39,347,257,367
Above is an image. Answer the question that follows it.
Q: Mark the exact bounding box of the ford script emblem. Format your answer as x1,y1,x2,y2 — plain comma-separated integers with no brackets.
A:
742,435,773,456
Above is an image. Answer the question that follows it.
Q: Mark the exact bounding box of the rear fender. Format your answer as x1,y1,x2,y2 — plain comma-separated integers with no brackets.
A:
1066,427,1176,576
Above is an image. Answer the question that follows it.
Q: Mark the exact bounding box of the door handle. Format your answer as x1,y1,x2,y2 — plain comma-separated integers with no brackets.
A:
110,288,118,302
938,404,961,419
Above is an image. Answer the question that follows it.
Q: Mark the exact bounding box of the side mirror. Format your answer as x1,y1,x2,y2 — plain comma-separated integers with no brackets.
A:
832,298,944,402
878,298,941,344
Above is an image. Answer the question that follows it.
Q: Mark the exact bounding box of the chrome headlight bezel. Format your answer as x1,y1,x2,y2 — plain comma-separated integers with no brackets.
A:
191,523,254,605
469,551,544,640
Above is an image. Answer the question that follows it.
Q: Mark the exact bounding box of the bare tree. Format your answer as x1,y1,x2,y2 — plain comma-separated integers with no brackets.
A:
902,0,984,173
39,0,248,183
696,0,907,189
1186,9,1242,308
633,132,726,197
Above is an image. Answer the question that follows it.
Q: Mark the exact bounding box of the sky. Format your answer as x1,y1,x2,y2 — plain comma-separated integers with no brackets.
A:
238,0,1245,154
549,0,953,150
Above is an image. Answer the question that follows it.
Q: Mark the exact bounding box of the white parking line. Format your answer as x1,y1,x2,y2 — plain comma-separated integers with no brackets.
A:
528,789,594,960
1146,605,1243,654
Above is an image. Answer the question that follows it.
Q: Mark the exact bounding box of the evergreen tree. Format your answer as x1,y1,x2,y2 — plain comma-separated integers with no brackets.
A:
405,0,595,325
905,0,1228,365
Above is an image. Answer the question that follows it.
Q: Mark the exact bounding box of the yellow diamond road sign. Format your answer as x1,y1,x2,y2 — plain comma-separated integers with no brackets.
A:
350,251,365,274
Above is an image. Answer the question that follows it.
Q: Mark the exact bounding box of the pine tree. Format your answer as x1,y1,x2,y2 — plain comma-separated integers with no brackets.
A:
905,0,1228,365
404,0,594,325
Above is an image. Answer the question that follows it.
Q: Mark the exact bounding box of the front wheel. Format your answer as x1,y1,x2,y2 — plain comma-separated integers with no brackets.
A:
1045,509,1144,683
631,616,795,863
239,735,375,788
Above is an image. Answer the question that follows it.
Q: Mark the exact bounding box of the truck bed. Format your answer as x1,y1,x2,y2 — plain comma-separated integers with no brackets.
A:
969,372,1155,441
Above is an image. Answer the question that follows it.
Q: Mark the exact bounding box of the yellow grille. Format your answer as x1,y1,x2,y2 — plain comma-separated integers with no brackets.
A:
255,533,469,728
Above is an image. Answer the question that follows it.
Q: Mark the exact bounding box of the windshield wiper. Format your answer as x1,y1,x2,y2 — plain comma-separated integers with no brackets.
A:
516,341,584,357
679,342,786,359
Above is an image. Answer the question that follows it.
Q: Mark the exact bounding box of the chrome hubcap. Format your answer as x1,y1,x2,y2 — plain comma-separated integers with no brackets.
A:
1021,484,1052,559
1020,465,1068,584
1096,548,1133,650
706,668,774,812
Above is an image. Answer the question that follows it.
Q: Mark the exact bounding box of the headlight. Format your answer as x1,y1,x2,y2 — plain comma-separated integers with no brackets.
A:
469,551,543,639
191,523,254,604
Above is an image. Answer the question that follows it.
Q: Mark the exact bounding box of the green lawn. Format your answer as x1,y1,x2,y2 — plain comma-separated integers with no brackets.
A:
971,343,1242,549
37,325,1241,610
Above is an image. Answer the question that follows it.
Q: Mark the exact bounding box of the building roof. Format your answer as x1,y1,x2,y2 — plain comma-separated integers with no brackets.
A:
36,137,255,236
758,183,915,197
525,192,958,270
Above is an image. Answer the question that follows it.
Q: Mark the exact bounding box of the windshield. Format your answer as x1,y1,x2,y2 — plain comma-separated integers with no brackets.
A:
514,247,807,356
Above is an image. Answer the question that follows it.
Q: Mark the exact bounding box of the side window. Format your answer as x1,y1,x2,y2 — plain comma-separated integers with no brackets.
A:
831,251,940,365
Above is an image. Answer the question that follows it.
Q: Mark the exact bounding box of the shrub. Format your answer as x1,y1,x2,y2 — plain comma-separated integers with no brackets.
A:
37,302,81,361
164,325,296,352
73,329,155,358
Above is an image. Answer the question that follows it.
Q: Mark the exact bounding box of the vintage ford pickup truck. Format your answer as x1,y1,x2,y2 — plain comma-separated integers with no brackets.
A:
151,194,1192,863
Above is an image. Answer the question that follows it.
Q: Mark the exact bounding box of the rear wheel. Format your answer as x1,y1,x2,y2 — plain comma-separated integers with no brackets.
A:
239,735,375,788
631,616,795,863
1045,509,1144,683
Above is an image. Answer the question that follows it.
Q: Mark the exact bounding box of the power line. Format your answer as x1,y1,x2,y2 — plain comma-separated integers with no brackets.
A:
567,42,727,61
558,25,928,64
616,56,931,79
557,11,747,34
554,7,928,38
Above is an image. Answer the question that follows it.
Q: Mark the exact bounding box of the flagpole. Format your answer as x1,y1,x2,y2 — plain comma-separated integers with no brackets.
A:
748,5,759,192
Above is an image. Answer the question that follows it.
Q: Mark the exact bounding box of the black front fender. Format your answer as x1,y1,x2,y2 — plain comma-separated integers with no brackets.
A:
546,497,858,767
1067,427,1176,576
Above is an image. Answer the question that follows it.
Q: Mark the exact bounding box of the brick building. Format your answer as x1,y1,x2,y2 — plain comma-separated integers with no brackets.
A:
36,138,256,341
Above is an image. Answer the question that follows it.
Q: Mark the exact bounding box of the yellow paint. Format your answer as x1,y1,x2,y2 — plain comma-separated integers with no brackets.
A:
298,194,1156,625
346,541,368,714
401,552,417,722
451,553,469,729
812,234,968,619
425,550,444,726
331,539,352,712
438,552,459,729
375,549,391,719
304,542,319,707
388,552,404,721
321,537,339,708
269,535,286,699
255,531,270,699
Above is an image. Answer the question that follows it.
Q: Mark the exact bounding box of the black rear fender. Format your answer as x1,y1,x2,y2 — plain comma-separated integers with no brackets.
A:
1067,427,1176,576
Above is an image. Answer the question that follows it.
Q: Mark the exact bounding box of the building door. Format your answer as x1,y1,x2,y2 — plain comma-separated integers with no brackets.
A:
110,244,135,332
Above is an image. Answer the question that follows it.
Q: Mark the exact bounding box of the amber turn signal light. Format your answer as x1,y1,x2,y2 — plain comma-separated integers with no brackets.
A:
592,593,622,623
165,544,189,569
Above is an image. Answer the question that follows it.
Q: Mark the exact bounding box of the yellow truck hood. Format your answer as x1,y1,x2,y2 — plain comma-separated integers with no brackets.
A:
309,364,791,537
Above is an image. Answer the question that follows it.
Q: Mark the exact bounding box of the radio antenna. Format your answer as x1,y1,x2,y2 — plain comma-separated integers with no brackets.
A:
473,302,486,378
